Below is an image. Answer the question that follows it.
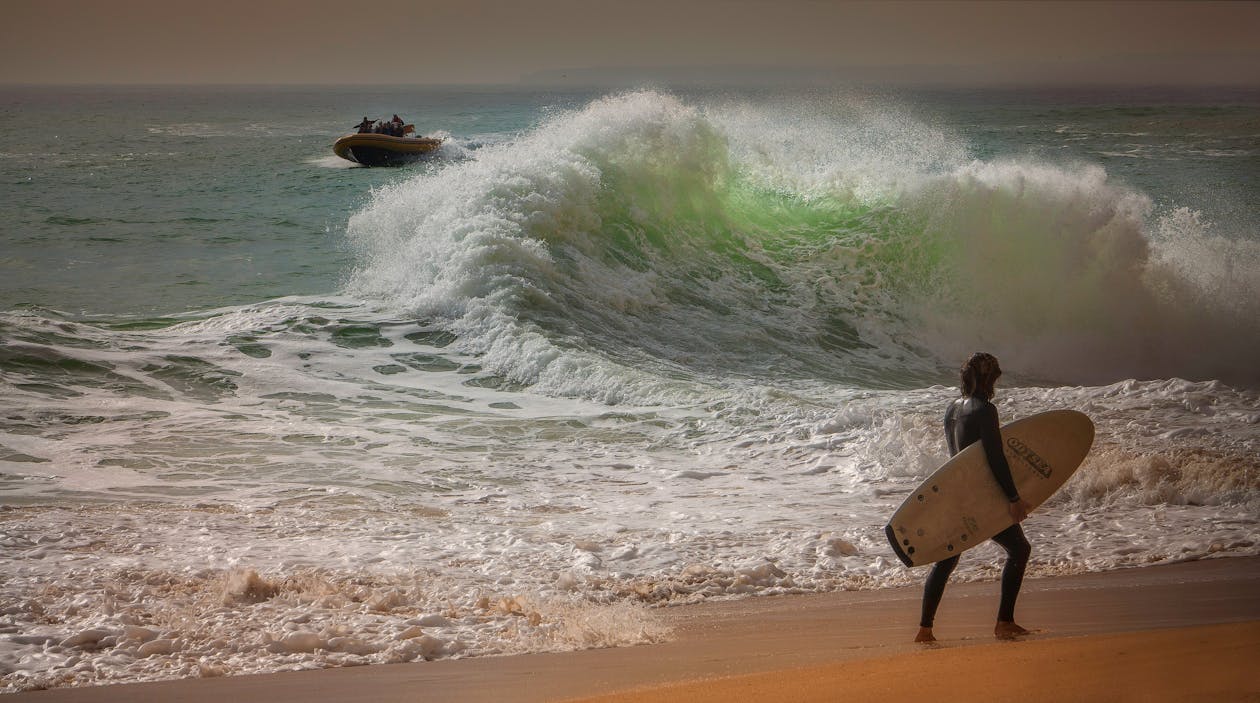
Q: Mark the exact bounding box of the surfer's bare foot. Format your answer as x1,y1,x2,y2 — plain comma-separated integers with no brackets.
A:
994,621,1030,640
915,627,937,643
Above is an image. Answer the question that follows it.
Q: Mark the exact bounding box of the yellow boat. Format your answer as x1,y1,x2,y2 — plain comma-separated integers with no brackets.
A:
333,133,443,167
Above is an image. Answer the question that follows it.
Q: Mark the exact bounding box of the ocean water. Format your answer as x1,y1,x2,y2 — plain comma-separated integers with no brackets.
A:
1,84,1258,690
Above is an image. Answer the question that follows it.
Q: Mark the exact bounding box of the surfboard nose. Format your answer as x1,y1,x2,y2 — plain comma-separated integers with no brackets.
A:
1062,409,1096,451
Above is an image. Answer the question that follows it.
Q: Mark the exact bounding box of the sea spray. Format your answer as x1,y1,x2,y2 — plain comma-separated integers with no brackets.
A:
894,160,1260,385
347,91,1260,395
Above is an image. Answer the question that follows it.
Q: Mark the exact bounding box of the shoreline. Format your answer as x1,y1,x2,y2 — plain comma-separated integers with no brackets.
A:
9,556,1259,702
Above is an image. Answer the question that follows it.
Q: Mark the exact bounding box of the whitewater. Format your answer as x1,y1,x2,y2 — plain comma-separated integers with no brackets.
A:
1,88,1257,691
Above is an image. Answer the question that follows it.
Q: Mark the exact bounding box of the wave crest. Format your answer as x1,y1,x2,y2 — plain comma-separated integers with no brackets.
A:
346,91,1260,397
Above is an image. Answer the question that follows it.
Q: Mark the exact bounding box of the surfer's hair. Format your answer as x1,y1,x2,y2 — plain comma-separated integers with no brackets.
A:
961,352,1001,400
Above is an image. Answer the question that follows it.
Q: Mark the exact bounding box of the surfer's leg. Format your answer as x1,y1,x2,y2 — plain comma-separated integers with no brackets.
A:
919,554,959,633
992,524,1031,637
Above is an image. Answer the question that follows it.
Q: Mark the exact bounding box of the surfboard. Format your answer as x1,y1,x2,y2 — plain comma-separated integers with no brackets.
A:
884,409,1094,568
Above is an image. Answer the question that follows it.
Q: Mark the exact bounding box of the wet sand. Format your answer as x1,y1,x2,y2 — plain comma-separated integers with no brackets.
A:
566,622,1260,703
11,556,1259,702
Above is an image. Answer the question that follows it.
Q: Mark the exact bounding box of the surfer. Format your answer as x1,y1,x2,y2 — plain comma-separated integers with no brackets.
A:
915,352,1034,643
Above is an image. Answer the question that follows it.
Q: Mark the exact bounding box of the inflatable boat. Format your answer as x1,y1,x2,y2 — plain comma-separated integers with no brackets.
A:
333,133,443,167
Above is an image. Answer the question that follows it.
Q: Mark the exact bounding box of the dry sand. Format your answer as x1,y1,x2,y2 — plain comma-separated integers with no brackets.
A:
11,556,1259,703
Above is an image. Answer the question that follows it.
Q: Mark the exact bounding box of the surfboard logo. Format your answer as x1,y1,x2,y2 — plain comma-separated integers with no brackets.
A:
1006,437,1052,478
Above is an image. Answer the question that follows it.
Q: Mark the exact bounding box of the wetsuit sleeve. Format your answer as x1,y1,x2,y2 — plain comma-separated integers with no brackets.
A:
978,403,1020,502
943,402,959,457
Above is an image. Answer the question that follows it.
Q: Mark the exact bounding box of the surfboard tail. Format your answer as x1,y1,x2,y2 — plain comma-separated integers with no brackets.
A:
884,523,915,568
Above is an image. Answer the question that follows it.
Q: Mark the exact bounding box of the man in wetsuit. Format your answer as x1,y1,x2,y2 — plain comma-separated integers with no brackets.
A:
915,352,1034,643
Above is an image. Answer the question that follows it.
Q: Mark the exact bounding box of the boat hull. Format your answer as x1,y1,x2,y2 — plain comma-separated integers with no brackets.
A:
333,134,442,167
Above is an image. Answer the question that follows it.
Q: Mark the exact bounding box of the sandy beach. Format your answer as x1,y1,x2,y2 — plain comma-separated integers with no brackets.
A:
10,556,1258,702
569,623,1260,703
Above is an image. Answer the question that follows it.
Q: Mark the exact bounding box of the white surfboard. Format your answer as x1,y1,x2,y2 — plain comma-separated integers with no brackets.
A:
885,409,1094,568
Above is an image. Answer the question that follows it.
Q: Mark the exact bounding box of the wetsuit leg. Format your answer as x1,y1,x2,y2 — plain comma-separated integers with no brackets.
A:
991,524,1031,622
919,554,960,628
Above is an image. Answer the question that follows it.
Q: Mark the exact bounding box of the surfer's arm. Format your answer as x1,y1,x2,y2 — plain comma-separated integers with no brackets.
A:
943,403,959,456
978,403,1021,503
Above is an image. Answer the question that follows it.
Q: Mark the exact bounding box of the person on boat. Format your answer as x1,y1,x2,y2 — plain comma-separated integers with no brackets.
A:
355,117,375,134
915,352,1034,643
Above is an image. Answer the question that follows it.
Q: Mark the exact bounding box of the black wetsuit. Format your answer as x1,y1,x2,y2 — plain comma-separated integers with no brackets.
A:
920,395,1031,628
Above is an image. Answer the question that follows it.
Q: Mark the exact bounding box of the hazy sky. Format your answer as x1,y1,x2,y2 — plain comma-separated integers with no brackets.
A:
4,0,1258,85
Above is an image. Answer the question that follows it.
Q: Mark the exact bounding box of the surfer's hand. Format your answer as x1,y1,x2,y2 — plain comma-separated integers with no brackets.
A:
1008,499,1031,523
